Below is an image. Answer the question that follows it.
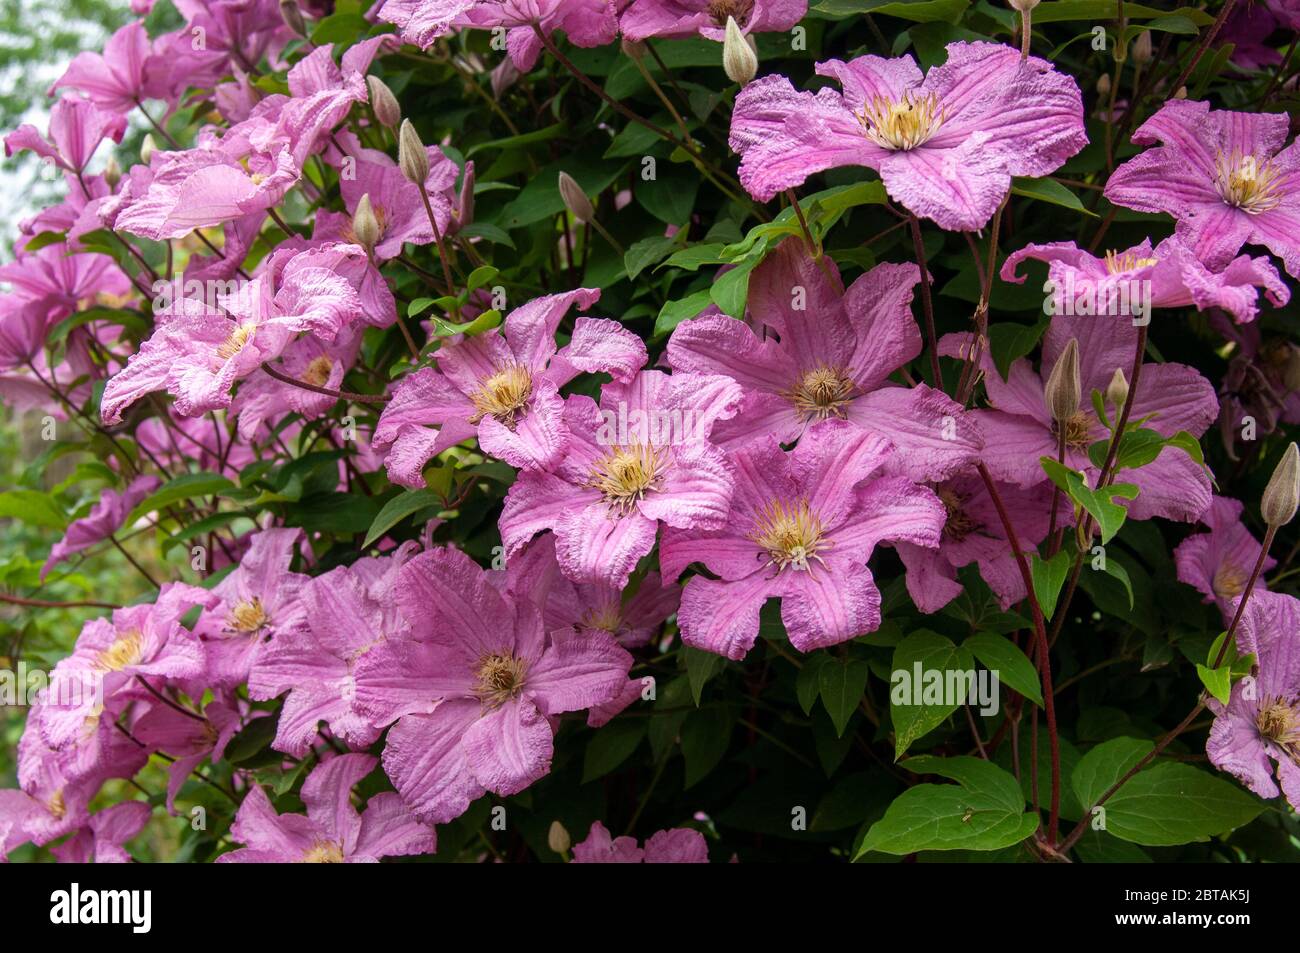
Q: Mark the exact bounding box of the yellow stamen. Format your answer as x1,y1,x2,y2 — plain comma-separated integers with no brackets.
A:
1053,410,1095,451
96,630,144,672
48,790,66,820
226,597,269,634
216,324,255,361
302,355,333,388
474,653,528,709
1214,149,1283,215
937,486,978,541
469,364,533,428
1211,562,1249,600
1104,250,1159,274
786,367,856,422
582,603,623,634
856,91,946,151
707,0,755,26
302,841,345,863
1256,697,1300,766
749,498,831,574
587,443,668,516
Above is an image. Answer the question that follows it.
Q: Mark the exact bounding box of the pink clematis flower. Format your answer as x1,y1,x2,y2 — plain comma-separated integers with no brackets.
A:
49,802,152,864
1105,99,1300,278
41,474,161,580
337,145,463,261
661,420,946,659
230,327,363,441
49,20,166,114
193,528,312,686
1174,496,1276,616
1000,236,1291,325
353,547,633,823
247,548,418,757
571,820,709,862
729,42,1086,228
620,0,806,42
942,312,1219,523
500,368,742,590
896,469,1053,614
218,753,436,862
132,696,247,813
4,95,127,173
377,0,482,48
1207,590,1300,810
1209,309,1300,456
374,288,646,483
668,239,982,481
505,535,680,648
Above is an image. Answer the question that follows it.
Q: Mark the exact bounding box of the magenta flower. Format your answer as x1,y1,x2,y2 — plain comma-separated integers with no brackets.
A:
374,288,647,483
1001,236,1290,325
231,328,363,441
1174,496,1275,615
897,470,1052,614
661,421,945,659
248,549,418,757
505,535,680,648
338,145,463,260
1105,99,1300,278
571,821,708,862
4,95,126,173
1207,591,1300,811
943,313,1219,522
193,528,311,687
218,753,436,862
132,696,246,813
378,0,483,49
668,239,981,481
729,42,1086,228
620,0,806,42
49,802,151,864
353,547,632,823
41,474,160,580
49,20,165,114
500,369,742,590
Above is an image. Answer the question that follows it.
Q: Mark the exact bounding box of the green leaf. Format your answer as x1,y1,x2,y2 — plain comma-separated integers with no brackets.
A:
987,321,1048,380
796,653,830,716
683,645,725,705
582,720,646,783
1030,549,1072,620
653,290,712,337
710,258,757,318
635,167,699,225
1011,176,1097,216
681,708,733,788
1103,763,1266,846
889,630,974,756
1196,662,1233,706
812,0,971,23
1096,554,1135,610
819,657,871,737
857,757,1037,856
1032,1,1213,25
964,632,1042,706
127,473,235,525
623,236,678,281
362,490,443,548
1072,737,1154,810
1039,457,1137,543
0,490,67,530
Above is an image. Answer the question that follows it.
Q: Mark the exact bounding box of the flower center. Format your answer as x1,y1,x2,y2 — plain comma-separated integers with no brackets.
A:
302,840,345,863
474,653,527,708
749,499,831,574
1104,250,1159,274
938,486,978,541
707,0,754,26
582,603,623,634
226,597,270,634
96,630,144,671
856,91,945,151
48,790,66,819
786,366,856,422
1211,562,1249,600
1053,410,1095,451
469,364,532,428
302,355,333,388
1255,698,1300,761
216,323,255,361
1214,150,1283,215
587,443,668,516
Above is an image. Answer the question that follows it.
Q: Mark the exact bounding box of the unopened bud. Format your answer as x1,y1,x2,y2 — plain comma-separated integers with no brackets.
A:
558,171,594,224
279,0,308,39
1096,73,1112,97
1105,367,1128,411
1262,442,1300,527
1045,338,1081,423
141,133,157,164
1132,30,1153,65
352,193,380,252
398,119,429,185
547,820,571,854
367,76,401,130
104,156,121,190
722,17,758,86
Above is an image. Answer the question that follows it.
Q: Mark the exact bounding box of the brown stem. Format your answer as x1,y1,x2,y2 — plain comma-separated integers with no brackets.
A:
0,593,121,610
259,361,389,403
907,216,943,386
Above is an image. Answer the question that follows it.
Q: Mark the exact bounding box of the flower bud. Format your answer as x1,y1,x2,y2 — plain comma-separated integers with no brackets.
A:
352,193,380,252
1262,442,1300,528
1105,367,1128,411
398,119,429,185
722,17,758,86
279,0,308,39
141,133,157,164
1132,30,1153,65
558,171,594,224
367,75,401,130
1096,73,1112,97
104,156,121,190
547,820,571,855
1045,338,1081,423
